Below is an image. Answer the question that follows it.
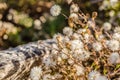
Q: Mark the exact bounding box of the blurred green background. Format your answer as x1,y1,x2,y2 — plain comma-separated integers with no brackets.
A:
0,0,120,49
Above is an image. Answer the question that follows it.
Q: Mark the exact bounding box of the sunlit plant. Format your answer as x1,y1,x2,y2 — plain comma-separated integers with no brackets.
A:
30,1,120,80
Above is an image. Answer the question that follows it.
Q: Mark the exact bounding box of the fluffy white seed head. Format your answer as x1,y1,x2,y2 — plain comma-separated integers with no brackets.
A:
103,22,112,31
70,3,79,13
72,33,80,40
66,0,72,4
7,14,13,20
109,52,120,64
69,13,78,22
42,54,56,67
110,0,118,7
87,20,95,28
34,19,41,27
43,73,62,80
77,28,87,34
88,70,100,80
92,42,102,51
106,40,119,51
112,33,120,40
98,34,105,41
74,65,84,76
95,75,108,80
117,77,120,80
50,5,61,16
52,73,62,79
81,51,90,60
63,36,70,43
109,10,115,17
34,19,42,30
84,33,92,43
70,40,84,51
84,33,90,40
63,27,73,36
105,40,109,46
52,43,59,50
43,74,52,80
73,49,84,60
73,49,90,61
30,66,42,80
99,0,110,10
114,27,120,33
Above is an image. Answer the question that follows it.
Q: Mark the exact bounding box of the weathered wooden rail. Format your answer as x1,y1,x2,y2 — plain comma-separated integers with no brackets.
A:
0,39,55,80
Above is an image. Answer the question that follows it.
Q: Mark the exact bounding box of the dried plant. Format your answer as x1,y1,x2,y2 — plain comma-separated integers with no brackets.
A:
30,2,120,80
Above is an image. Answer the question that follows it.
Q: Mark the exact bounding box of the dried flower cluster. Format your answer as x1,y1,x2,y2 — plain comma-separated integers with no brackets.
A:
30,2,120,80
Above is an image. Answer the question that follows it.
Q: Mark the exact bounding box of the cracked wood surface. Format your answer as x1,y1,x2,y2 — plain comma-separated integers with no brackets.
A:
0,39,55,80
